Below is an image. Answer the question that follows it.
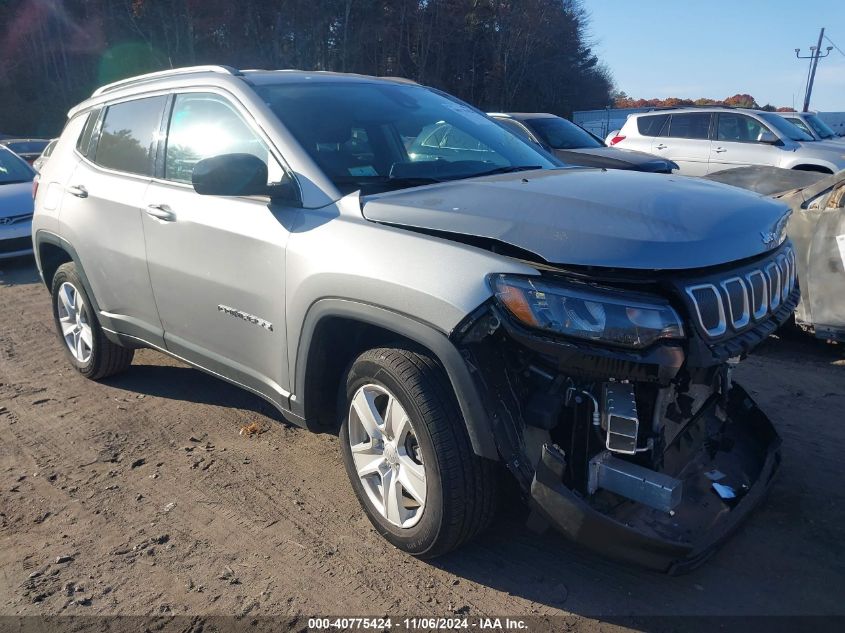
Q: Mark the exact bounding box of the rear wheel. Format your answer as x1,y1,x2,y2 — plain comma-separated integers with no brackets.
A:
339,346,498,558
50,262,134,379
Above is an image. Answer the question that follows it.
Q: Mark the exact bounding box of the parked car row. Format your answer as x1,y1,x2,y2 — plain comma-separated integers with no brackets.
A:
27,66,805,574
488,112,678,173
0,138,51,165
609,107,845,176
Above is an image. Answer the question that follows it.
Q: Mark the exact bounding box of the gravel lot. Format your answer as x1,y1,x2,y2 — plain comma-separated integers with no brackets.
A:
1,256,844,627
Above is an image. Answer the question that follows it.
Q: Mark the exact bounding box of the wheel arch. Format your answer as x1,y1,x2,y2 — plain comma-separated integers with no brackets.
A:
791,164,834,174
292,299,499,461
34,231,117,335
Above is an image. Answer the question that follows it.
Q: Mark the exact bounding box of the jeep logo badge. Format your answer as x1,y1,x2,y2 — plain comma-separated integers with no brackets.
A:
760,231,778,246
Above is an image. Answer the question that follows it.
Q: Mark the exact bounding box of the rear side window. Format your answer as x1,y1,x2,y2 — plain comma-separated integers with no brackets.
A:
667,113,711,140
636,114,669,137
94,96,167,176
76,109,100,158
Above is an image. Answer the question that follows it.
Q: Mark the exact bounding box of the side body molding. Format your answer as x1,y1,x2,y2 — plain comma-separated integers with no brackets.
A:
292,298,499,460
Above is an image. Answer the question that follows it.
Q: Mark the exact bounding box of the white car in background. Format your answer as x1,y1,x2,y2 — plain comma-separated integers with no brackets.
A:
32,138,58,172
780,111,844,144
611,107,845,176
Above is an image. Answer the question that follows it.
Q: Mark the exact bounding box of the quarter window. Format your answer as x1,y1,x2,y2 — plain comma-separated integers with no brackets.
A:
94,97,167,176
667,113,711,140
636,114,669,137
717,113,771,143
165,93,283,185
495,118,536,143
76,109,101,158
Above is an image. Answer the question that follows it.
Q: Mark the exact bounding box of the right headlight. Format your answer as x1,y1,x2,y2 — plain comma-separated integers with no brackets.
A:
490,274,685,349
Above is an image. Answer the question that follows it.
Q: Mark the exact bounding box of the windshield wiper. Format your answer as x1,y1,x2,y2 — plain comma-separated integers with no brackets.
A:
449,165,544,180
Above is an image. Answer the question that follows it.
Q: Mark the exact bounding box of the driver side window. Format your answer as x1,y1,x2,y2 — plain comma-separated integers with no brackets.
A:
165,93,284,184
717,113,771,144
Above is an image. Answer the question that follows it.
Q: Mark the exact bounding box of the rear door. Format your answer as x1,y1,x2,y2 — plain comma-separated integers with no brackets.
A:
709,113,783,173
651,113,712,176
57,96,167,346
141,90,296,406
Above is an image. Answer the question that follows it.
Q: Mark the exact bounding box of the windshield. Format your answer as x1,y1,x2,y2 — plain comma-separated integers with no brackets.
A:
0,148,34,184
256,81,557,194
4,140,49,154
805,114,837,140
759,113,814,142
525,117,603,149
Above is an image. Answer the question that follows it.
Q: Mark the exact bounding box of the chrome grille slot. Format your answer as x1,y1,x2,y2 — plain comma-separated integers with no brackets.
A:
765,261,781,310
720,277,750,329
745,270,768,320
684,246,796,339
777,254,790,301
685,284,726,337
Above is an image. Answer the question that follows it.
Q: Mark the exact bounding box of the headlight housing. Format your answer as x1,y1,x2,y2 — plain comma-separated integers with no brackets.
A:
490,274,684,349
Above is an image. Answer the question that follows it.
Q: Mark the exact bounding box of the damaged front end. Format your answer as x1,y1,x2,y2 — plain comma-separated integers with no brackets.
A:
453,242,797,573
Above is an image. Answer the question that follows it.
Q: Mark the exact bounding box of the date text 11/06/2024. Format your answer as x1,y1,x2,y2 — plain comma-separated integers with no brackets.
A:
307,617,529,630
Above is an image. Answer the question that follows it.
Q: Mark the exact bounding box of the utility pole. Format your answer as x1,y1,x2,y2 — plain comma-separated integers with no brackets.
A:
795,28,833,112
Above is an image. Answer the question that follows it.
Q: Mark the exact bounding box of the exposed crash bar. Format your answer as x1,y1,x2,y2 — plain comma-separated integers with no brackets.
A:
588,451,682,513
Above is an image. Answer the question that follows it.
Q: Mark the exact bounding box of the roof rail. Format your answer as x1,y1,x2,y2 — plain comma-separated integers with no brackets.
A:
644,104,743,112
91,65,242,97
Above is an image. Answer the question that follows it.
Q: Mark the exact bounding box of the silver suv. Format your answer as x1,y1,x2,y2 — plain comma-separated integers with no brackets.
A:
33,66,798,572
613,106,845,176
780,111,844,144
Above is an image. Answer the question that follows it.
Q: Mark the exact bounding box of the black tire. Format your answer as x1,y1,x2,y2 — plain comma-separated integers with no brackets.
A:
339,346,498,558
50,262,134,380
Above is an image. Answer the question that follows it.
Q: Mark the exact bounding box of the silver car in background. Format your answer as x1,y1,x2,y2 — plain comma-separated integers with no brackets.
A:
0,145,35,259
780,111,844,144
612,107,845,176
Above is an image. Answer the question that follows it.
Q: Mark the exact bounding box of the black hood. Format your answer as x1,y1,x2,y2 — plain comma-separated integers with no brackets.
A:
361,168,791,270
555,147,677,173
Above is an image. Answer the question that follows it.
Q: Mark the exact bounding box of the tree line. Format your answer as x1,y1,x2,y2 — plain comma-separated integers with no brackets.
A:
612,92,795,112
0,0,613,137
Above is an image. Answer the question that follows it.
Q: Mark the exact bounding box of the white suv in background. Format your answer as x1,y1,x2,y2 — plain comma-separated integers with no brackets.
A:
780,111,844,144
611,107,845,176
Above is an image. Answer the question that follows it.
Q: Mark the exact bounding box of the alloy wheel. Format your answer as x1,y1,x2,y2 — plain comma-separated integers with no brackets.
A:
56,281,93,363
347,383,427,528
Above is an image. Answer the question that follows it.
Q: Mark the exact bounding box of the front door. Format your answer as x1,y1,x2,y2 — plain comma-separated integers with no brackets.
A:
708,113,783,173
141,91,297,406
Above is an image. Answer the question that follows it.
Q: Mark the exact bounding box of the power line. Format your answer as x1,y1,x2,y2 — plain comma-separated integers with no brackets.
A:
824,35,845,58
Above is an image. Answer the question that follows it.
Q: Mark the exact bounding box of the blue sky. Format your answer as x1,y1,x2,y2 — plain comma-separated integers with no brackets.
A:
585,1,845,111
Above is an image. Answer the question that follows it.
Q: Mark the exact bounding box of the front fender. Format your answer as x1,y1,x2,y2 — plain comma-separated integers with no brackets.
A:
292,298,499,460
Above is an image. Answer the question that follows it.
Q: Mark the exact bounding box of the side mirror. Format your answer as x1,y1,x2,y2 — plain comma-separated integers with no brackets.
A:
192,153,299,204
192,153,268,196
758,130,781,145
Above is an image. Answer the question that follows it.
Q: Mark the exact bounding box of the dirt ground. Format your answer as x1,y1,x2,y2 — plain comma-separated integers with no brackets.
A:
1,255,844,627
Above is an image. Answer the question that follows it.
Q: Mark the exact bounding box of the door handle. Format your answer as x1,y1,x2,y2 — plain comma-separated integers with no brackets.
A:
713,147,727,153
655,144,668,150
145,204,176,221
67,185,88,198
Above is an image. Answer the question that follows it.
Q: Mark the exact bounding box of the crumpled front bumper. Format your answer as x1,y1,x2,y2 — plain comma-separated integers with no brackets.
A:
529,384,781,574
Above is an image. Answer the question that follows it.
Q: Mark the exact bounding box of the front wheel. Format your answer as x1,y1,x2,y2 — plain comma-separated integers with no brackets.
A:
339,346,498,558
50,262,134,379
